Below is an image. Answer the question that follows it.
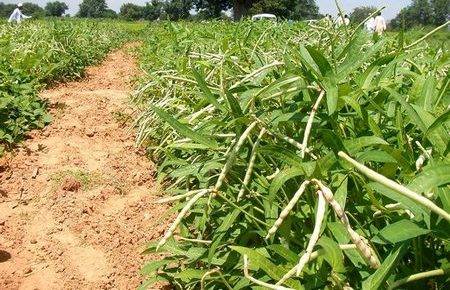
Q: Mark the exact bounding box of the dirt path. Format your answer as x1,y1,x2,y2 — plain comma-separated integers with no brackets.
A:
0,46,167,289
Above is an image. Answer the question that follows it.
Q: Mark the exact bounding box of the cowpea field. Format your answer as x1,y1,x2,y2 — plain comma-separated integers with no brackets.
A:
134,20,449,290
1,17,449,290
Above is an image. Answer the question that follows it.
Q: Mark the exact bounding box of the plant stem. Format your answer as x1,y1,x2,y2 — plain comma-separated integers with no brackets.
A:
214,121,258,193
338,152,450,223
153,189,204,204
404,21,450,50
238,128,266,201
157,189,210,250
301,90,325,158
388,269,447,290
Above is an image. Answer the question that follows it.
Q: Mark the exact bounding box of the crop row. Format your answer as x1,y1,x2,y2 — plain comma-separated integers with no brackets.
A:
134,21,449,289
0,19,140,153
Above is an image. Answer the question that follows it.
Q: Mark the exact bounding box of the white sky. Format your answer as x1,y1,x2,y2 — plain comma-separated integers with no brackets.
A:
3,0,411,20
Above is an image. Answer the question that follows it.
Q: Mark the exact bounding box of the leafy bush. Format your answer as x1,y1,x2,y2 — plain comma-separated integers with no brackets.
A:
135,21,450,289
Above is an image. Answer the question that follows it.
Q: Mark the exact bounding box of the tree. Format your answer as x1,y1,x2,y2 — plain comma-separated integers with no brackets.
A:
349,6,377,24
290,0,319,20
78,0,108,18
45,1,69,17
195,0,232,19
233,0,254,20
431,0,449,25
0,2,16,18
22,2,45,18
232,0,319,20
120,3,143,21
103,9,118,18
142,0,164,21
248,0,319,20
163,0,192,20
391,0,435,28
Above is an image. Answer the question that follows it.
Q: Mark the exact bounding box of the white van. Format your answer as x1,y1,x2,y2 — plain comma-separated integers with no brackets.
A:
251,14,277,21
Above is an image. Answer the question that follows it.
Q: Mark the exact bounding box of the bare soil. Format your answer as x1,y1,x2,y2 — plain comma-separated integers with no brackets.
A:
0,46,167,289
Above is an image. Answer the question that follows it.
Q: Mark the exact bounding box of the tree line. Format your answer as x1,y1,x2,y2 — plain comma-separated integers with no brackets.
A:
1,0,448,26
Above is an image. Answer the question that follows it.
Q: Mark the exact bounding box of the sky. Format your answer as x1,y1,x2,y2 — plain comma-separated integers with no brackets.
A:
3,0,412,20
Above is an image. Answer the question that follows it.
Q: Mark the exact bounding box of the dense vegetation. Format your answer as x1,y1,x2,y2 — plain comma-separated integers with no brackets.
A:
134,20,449,289
0,19,138,154
391,0,449,28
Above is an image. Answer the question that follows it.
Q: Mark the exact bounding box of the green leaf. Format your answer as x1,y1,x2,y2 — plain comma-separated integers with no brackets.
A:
317,236,345,273
299,45,322,78
323,77,338,115
267,244,298,264
208,209,241,262
372,220,430,244
328,222,367,267
362,243,409,290
138,276,169,290
141,258,175,275
192,67,222,111
425,109,450,137
344,136,388,154
268,167,305,202
356,150,397,163
305,45,333,77
385,88,427,133
230,246,303,289
408,164,450,194
259,145,304,168
152,106,218,148
224,90,243,118
368,182,429,221
174,268,208,283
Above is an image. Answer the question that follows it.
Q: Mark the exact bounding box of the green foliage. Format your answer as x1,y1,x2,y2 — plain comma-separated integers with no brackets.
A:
195,0,232,19
77,0,108,18
391,0,449,28
142,1,164,21
0,19,137,151
349,6,377,24
249,0,320,20
135,20,450,289
164,0,193,21
21,2,45,18
45,1,69,17
120,3,143,21
0,2,16,18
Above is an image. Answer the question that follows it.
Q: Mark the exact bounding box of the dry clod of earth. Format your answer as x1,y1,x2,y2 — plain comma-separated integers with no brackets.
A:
61,176,82,192
0,46,167,289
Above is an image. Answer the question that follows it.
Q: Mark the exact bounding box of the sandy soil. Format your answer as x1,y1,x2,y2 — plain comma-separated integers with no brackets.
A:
0,46,167,289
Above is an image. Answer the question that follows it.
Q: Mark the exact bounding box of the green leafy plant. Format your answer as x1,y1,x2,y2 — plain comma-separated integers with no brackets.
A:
135,19,449,289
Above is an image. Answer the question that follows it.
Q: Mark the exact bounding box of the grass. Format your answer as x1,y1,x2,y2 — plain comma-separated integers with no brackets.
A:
51,169,102,191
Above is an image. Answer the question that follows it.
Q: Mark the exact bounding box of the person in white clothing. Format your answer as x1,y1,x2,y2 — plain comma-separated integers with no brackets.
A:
366,16,375,32
337,14,350,26
374,12,386,35
8,3,31,24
